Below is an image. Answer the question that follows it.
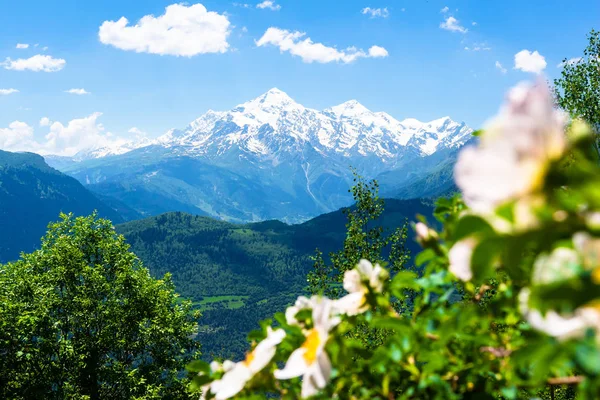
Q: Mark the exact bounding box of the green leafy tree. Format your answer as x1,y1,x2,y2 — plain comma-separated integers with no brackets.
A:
306,171,410,299
554,29,600,145
0,213,200,400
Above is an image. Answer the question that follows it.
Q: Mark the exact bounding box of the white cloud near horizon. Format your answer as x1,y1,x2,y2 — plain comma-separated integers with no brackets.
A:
495,61,507,74
514,50,547,74
0,121,37,153
98,3,231,57
464,42,491,51
65,88,91,95
16,43,29,49
557,57,583,68
128,127,148,137
0,88,19,95
362,7,389,18
440,6,449,13
256,27,389,63
257,1,281,10
2,55,66,72
0,113,137,156
440,16,467,33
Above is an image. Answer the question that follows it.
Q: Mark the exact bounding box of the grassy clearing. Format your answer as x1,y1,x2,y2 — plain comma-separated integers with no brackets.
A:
194,295,249,310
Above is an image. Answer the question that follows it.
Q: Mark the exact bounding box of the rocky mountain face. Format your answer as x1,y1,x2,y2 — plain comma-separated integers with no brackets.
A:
47,88,473,223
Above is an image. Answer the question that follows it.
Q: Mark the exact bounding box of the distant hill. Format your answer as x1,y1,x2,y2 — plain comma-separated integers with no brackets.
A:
0,150,125,262
116,198,433,358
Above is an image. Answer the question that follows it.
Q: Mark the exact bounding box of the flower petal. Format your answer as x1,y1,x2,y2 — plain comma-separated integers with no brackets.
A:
448,239,476,281
212,364,252,400
334,291,366,316
274,347,308,380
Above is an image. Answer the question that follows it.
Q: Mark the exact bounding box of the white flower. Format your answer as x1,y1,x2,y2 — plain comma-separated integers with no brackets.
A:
585,212,600,230
573,232,600,277
285,296,316,326
448,238,476,281
415,222,435,242
455,81,566,213
519,289,600,341
200,361,235,400
532,247,581,285
209,327,286,399
335,260,388,316
275,297,339,398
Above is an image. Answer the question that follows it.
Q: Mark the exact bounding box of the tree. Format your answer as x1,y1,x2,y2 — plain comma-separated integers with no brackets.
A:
306,171,410,299
554,29,600,136
0,213,200,400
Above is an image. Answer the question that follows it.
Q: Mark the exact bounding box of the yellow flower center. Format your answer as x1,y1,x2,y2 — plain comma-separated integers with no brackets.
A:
243,350,255,366
592,268,600,285
301,328,322,365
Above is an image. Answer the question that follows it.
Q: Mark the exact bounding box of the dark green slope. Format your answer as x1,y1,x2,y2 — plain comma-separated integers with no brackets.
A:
116,198,433,358
0,150,124,262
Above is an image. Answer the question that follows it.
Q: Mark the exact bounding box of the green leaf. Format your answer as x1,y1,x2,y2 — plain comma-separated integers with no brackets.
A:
186,360,210,374
453,215,495,241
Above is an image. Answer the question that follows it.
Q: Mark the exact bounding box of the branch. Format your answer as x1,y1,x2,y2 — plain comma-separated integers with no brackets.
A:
479,346,512,358
547,376,584,386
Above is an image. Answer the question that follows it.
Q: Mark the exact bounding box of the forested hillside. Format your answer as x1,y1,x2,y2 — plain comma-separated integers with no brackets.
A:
117,198,433,357
0,150,125,262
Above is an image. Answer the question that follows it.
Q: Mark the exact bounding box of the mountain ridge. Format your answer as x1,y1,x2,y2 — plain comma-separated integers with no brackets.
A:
44,88,473,223
0,150,125,262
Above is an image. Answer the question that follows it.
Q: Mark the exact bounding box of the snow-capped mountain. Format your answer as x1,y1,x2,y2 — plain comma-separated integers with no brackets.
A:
51,88,473,223
151,88,471,163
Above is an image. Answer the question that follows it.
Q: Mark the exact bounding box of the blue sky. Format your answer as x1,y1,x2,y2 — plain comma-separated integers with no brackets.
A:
0,0,598,155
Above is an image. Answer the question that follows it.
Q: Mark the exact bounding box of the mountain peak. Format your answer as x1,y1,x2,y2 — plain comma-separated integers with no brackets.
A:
236,87,301,114
256,87,296,104
400,118,424,129
328,99,371,117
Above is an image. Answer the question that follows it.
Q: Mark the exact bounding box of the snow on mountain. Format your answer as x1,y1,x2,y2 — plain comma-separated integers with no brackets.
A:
70,135,154,161
52,88,474,223
150,88,472,164
60,87,473,171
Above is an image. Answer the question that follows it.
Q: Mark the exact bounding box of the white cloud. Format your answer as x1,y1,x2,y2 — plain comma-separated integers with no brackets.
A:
557,57,583,68
472,21,477,26
368,45,389,58
361,7,389,18
440,16,468,33
0,88,19,95
2,54,66,72
257,1,281,10
256,27,388,63
242,26,248,33
16,43,29,49
514,50,547,74
42,46,49,51
0,121,37,153
440,6,449,13
65,88,91,95
0,113,135,156
233,2,251,7
128,127,147,137
495,61,507,74
98,3,231,57
464,43,491,51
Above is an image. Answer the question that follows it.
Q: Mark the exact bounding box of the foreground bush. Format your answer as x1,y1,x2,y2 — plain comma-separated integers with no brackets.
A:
189,81,600,399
